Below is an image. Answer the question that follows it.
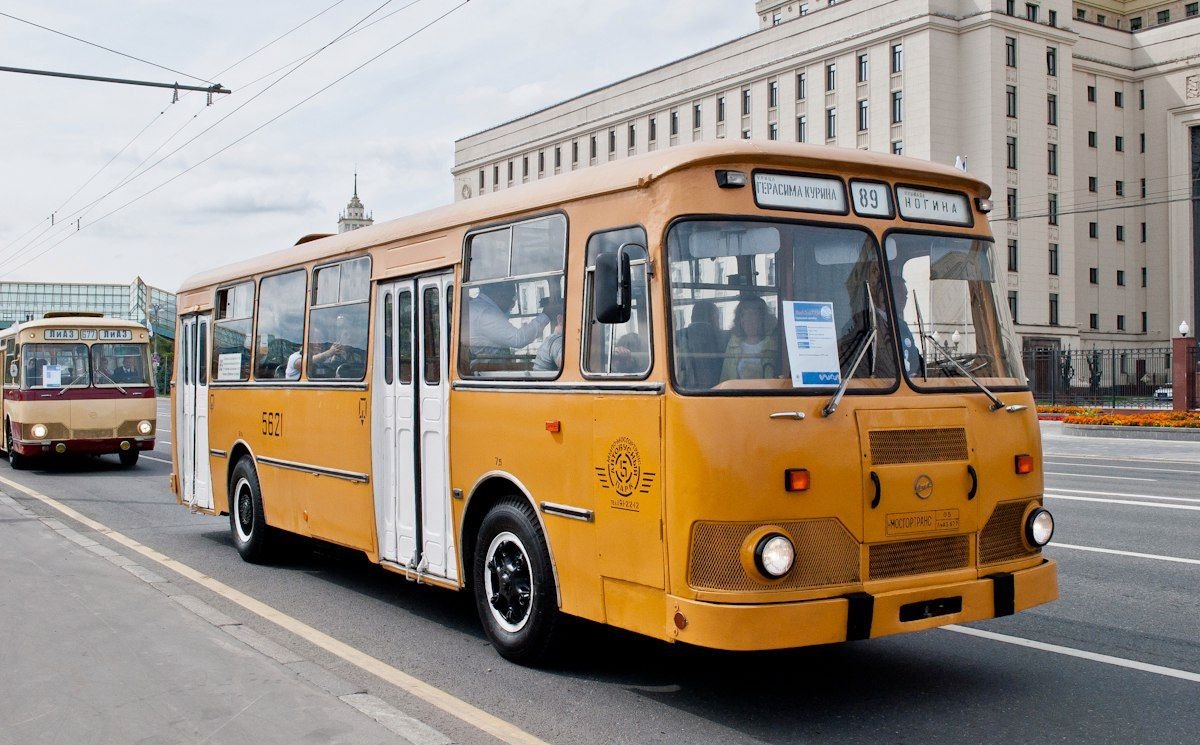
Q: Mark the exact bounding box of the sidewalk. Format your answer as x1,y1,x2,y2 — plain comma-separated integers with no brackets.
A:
0,492,439,745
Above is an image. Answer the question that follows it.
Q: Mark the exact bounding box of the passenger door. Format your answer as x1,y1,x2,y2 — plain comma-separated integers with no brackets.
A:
177,314,213,511
372,273,454,580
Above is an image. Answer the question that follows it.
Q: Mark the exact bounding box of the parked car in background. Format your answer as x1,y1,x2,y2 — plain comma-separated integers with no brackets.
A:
1154,386,1173,401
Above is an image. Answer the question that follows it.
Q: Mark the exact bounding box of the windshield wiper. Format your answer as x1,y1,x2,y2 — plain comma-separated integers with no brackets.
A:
823,283,877,417
919,331,1011,412
56,373,89,395
94,370,127,395
910,289,930,381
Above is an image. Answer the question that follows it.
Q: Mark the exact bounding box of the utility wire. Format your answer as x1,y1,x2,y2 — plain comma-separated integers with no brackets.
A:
0,0,402,268
3,0,473,279
0,10,215,85
0,0,353,260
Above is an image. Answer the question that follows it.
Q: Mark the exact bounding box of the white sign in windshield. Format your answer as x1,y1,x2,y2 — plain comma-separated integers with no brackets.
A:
782,301,842,387
754,173,847,214
896,187,971,225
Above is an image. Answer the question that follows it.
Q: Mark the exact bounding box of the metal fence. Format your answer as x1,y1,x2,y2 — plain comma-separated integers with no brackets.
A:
1022,347,1173,409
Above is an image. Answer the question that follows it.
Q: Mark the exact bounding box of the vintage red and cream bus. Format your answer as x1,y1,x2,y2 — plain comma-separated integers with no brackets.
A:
1,314,157,469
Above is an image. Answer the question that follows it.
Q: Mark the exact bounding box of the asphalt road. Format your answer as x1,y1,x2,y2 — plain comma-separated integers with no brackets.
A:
2,406,1197,744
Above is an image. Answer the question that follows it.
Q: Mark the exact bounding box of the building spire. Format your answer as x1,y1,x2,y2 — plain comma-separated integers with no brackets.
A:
353,169,358,198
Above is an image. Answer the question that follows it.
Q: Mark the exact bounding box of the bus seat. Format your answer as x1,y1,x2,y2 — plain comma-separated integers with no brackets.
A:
682,322,722,389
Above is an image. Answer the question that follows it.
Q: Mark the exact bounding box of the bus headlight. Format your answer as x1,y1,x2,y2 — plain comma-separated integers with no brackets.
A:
137,420,153,435
32,424,48,439
1025,508,1054,547
754,534,796,578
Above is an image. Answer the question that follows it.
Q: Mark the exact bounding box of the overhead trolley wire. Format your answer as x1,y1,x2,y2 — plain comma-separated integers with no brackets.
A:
0,10,215,85
0,0,355,261
3,0,469,278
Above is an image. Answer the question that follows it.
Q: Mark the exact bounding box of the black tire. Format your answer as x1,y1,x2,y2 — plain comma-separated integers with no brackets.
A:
118,449,139,467
5,422,27,471
229,457,275,563
472,498,560,664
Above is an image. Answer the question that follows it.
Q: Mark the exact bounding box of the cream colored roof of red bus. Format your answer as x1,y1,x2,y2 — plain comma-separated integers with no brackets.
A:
178,140,989,294
2,316,147,337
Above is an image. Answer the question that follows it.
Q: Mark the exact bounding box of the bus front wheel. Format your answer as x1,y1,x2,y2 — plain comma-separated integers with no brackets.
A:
229,458,275,563
5,423,26,471
472,499,560,664
118,449,139,467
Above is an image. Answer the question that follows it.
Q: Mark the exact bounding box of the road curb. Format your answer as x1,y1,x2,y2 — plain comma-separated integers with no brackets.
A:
1061,423,1200,441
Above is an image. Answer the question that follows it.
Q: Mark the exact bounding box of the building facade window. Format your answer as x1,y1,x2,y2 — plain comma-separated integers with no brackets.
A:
1087,85,1096,102
769,122,778,140
1117,270,1125,286
797,115,807,142
1130,16,1142,30
1089,222,1098,238
742,128,751,140
1188,3,1199,18
1026,3,1038,22
1140,133,1146,153
1142,267,1148,287
1089,267,1099,284
1142,312,1148,333
1048,144,1057,175
857,53,868,83
1007,136,1018,169
1115,90,1124,107
717,97,725,123
826,107,836,139
1049,294,1059,325
1089,313,1099,330
742,88,752,116
796,72,806,100
891,90,903,123
857,100,869,131
649,118,657,142
538,151,545,174
523,155,529,177
1116,225,1125,241
607,131,615,155
1047,94,1057,125
1007,188,1018,217
693,104,702,130
1116,180,1124,196
1117,315,1126,331
891,140,903,155
571,143,578,165
826,62,836,92
769,81,779,108
1142,222,1148,242
1048,193,1058,225
1048,243,1059,275
1007,85,1018,117
1115,136,1124,152
1007,239,1019,271
1157,9,1170,23
1006,37,1017,67
1088,130,1097,147
1046,47,1057,76
1088,176,1097,193
670,111,679,136
1008,291,1019,323
589,136,597,160
891,43,903,73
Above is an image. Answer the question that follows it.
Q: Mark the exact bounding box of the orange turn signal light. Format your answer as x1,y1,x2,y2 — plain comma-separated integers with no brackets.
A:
1014,454,1034,474
545,420,561,433
785,468,810,492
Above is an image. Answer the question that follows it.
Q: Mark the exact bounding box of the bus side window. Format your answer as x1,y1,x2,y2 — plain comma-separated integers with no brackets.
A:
423,287,441,384
307,256,370,381
213,281,254,381
398,290,413,384
254,269,307,381
584,226,651,377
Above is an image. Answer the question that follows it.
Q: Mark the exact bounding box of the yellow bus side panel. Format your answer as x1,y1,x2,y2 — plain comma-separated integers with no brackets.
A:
209,387,377,556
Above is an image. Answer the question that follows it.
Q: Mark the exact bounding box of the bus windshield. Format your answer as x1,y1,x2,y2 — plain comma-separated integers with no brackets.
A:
885,233,1025,388
92,343,150,386
21,343,91,389
668,219,899,393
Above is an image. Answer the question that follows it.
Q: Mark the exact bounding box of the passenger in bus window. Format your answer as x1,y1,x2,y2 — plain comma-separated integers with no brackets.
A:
531,308,564,372
96,356,114,383
468,282,553,360
612,332,647,374
312,314,355,370
681,300,725,387
720,297,779,381
889,267,921,375
115,357,140,383
285,349,302,379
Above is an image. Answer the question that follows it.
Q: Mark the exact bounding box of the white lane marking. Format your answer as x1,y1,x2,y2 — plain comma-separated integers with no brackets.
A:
1044,460,1200,475
1049,487,1200,503
142,455,172,465
1045,471,1155,482
0,474,548,745
1043,452,1200,467
1050,542,1200,566
158,440,172,446
156,427,172,433
944,625,1200,683
1045,494,1200,512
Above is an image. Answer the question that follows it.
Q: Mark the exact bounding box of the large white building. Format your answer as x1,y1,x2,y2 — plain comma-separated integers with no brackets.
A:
452,0,1200,358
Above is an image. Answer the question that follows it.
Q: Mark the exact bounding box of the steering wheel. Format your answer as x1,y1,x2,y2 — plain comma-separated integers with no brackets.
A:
935,352,993,375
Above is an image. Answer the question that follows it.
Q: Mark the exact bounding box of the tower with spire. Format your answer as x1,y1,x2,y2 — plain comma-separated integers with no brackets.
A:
337,173,374,233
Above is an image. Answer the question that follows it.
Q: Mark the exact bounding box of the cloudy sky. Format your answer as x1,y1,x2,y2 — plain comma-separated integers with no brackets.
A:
0,0,756,290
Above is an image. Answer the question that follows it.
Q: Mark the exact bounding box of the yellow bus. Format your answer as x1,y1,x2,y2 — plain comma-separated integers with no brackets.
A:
172,141,1056,663
2,314,157,469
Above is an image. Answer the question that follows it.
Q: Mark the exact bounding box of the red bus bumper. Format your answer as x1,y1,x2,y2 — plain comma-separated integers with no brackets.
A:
12,437,155,457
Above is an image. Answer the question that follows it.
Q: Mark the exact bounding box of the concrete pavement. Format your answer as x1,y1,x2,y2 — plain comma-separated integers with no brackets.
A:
0,490,443,745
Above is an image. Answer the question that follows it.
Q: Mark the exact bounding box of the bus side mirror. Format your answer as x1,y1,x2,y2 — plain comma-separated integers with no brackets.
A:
594,248,633,324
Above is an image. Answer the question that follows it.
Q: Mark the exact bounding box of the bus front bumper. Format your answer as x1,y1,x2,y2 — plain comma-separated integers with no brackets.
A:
666,558,1057,651
12,437,156,456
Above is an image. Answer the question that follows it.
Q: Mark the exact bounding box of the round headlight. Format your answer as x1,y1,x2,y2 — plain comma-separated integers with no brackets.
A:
137,420,153,435
1026,508,1054,547
754,534,796,578
31,423,48,439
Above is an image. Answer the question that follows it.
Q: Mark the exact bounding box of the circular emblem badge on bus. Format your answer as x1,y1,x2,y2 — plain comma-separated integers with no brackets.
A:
607,437,641,497
914,474,934,500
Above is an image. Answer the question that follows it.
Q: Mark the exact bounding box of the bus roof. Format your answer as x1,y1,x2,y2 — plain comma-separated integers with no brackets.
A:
178,141,989,294
1,316,147,337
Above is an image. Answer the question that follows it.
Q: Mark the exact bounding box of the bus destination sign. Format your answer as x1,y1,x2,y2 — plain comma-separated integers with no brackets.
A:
754,172,847,214
896,187,971,225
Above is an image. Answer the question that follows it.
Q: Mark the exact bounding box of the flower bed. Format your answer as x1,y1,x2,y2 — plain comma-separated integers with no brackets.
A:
1037,405,1100,415
1061,410,1200,428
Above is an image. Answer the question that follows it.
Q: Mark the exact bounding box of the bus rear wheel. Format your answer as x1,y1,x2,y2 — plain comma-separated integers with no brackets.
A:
5,423,26,471
472,499,560,664
229,458,275,563
118,449,139,467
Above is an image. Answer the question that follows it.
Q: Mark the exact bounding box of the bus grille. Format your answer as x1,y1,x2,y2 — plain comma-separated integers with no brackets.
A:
869,428,968,465
979,499,1040,565
688,519,860,592
868,535,970,579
